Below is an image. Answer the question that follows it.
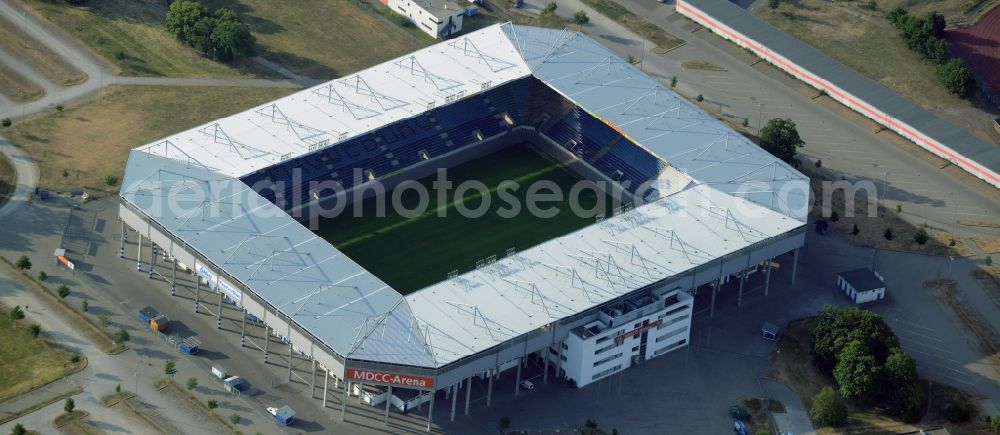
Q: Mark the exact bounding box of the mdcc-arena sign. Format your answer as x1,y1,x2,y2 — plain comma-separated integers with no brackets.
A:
345,369,435,389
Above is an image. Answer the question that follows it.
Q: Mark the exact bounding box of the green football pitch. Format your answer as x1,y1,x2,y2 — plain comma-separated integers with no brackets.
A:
313,144,615,294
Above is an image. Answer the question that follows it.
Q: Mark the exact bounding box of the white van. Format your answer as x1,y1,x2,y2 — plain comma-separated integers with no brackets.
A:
519,380,534,391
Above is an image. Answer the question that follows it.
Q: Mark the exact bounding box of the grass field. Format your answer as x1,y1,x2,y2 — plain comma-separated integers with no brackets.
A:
198,0,424,78
6,85,293,192
758,1,1000,143
315,144,614,293
0,303,83,402
20,0,264,78
0,13,86,86
0,62,45,103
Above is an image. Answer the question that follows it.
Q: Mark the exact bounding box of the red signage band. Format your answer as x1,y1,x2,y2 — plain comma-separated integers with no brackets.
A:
345,369,435,389
614,319,663,345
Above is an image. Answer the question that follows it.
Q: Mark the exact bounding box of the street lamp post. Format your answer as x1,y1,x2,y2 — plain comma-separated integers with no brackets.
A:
757,103,764,136
134,371,138,396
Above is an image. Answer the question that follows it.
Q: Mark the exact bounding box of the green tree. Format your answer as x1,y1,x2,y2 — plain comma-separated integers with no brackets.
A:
884,228,894,240
937,59,976,98
886,6,907,26
810,387,848,427
230,413,241,424
113,328,130,344
544,1,557,13
914,227,929,245
992,415,1000,434
759,118,805,165
572,11,590,27
58,285,71,298
211,18,255,61
1,118,11,128
187,377,199,390
895,381,926,422
811,306,898,374
99,315,111,327
207,399,219,409
9,305,24,320
165,360,177,378
116,383,121,393
852,223,860,235
16,255,31,270
695,94,704,102
768,0,779,9
926,11,945,37
165,1,209,44
64,397,75,413
834,340,881,400
670,76,677,88
11,423,26,435
105,175,119,186
884,348,917,387
584,419,598,429
81,300,88,312
29,324,40,338
37,271,47,281
499,416,511,432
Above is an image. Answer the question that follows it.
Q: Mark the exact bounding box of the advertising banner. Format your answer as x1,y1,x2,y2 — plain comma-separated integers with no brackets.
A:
345,369,435,389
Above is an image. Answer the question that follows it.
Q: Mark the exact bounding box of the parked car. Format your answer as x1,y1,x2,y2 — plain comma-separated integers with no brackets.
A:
519,380,534,391
733,419,749,435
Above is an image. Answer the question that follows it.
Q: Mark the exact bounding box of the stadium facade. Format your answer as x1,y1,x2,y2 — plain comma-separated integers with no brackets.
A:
118,23,809,427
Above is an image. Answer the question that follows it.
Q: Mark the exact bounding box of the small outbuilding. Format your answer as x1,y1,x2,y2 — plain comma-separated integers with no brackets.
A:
761,322,779,341
837,267,885,304
273,405,295,426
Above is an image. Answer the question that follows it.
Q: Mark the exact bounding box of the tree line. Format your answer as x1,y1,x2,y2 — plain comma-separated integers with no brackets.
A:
166,1,256,62
886,7,976,98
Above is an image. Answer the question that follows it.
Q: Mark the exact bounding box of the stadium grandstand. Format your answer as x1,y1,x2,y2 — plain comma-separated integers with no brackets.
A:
118,23,809,429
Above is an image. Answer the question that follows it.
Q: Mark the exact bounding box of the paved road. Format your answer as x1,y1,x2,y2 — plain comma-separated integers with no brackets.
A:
0,135,37,222
535,0,1000,241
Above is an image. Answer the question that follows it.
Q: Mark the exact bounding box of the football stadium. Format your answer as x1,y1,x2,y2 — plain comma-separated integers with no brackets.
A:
118,23,809,427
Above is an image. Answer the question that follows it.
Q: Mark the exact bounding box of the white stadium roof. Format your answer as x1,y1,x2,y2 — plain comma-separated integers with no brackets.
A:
121,23,808,370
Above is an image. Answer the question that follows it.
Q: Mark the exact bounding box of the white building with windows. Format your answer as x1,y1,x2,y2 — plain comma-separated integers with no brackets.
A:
385,0,466,39
552,287,694,387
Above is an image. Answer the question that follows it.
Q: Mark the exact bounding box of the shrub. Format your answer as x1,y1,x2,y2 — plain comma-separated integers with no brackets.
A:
70,354,80,363
742,118,749,127
943,403,972,423
165,360,177,378
16,255,31,270
914,227,929,245
11,423,26,435
884,228,894,240
1,118,11,128
987,255,993,266
113,328,130,344
207,399,219,409
64,397,75,413
230,414,241,424
759,118,805,165
670,76,677,88
852,224,860,235
695,94,704,102
37,271,47,281
499,417,511,430
896,204,902,213
115,50,127,60
9,305,24,320
937,59,977,98
544,1,557,13
187,377,198,390
105,175,119,186
116,383,121,393
29,324,41,338
834,340,881,400
56,104,64,112
814,159,822,168
768,0,779,9
58,285,71,298
949,238,956,247
811,306,898,374
62,169,69,178
81,300,88,312
810,387,848,427
584,419,598,429
895,381,926,422
99,315,111,327
572,10,589,26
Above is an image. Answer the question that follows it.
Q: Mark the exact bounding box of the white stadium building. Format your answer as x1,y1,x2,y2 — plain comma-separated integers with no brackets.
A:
117,23,809,428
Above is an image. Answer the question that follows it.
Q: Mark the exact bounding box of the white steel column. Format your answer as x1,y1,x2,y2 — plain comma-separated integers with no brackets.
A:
464,377,471,416
450,384,457,422
148,241,155,278
136,233,142,271
286,323,293,381
194,275,200,313
170,259,176,296
309,343,316,397
240,309,246,347
426,391,435,431
514,358,522,395
791,248,799,284
486,368,494,407
323,369,329,407
765,258,773,296
341,383,348,421
216,290,223,329
263,310,269,363
738,248,751,307
384,385,392,426
119,221,125,258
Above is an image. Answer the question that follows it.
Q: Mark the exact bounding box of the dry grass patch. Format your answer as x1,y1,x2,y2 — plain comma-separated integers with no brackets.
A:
0,14,86,86
973,237,1000,254
758,0,997,142
0,302,85,403
0,62,45,103
682,60,726,71
7,85,294,192
925,279,1000,367
20,0,263,78
200,0,423,78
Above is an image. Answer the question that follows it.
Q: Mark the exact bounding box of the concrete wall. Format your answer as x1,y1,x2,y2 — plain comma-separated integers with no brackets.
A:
676,0,1000,190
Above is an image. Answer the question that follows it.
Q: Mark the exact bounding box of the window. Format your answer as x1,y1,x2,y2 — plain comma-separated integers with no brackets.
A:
591,365,622,380
593,352,623,367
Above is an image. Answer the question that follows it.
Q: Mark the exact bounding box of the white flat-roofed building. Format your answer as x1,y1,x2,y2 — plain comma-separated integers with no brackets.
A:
554,287,693,387
386,0,465,39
